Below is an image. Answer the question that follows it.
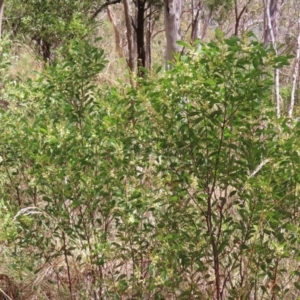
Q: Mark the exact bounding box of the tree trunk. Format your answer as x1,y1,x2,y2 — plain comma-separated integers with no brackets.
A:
164,0,181,68
200,7,212,40
0,0,4,39
234,0,248,36
136,0,146,76
264,0,281,44
107,6,124,58
123,0,136,73
264,0,282,117
288,16,300,118
191,0,202,41
146,5,155,70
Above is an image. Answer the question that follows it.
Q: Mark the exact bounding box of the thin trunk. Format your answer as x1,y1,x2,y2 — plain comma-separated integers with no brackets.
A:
164,0,182,68
274,68,280,118
136,0,146,76
123,0,136,73
288,15,300,118
265,0,281,117
201,7,212,40
191,0,202,41
35,38,51,64
264,0,281,44
0,0,4,39
146,5,155,70
107,6,124,58
234,0,248,36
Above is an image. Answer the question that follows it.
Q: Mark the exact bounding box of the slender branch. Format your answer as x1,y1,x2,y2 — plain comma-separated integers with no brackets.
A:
234,2,248,35
152,29,165,39
144,7,162,21
0,288,13,300
248,159,271,178
265,0,281,117
91,0,121,19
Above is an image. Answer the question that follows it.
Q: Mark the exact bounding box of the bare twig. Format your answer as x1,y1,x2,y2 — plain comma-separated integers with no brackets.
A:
248,159,271,178
91,0,122,20
234,0,248,36
0,288,13,300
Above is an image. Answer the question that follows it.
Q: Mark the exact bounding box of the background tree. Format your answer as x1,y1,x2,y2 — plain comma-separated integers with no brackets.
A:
0,0,3,39
264,0,282,44
123,0,136,73
2,0,101,62
105,0,163,76
190,0,203,41
164,0,182,66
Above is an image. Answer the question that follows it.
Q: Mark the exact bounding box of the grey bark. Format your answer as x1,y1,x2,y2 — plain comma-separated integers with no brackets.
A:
191,0,203,41
0,0,4,39
145,5,155,70
123,0,136,73
264,0,282,117
163,0,181,67
264,0,281,44
288,16,300,118
107,6,124,58
200,7,212,40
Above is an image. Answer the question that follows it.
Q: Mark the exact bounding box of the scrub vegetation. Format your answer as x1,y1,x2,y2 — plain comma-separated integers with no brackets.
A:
0,0,300,299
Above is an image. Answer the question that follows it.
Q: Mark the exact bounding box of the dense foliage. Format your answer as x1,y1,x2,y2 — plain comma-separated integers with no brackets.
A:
3,0,100,62
0,30,299,300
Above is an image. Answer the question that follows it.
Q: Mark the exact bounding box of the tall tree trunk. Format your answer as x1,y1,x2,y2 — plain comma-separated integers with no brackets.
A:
164,0,181,68
264,0,281,44
0,0,4,39
145,5,155,70
201,7,212,40
191,0,202,41
107,6,124,58
234,0,248,36
288,16,300,118
123,0,136,73
136,0,146,76
264,0,282,117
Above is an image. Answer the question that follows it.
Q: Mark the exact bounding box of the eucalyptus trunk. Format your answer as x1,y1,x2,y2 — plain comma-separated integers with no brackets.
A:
145,5,155,70
0,0,4,39
123,0,136,73
264,0,281,44
288,16,300,118
191,0,202,41
264,0,282,117
107,6,124,58
163,0,181,68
